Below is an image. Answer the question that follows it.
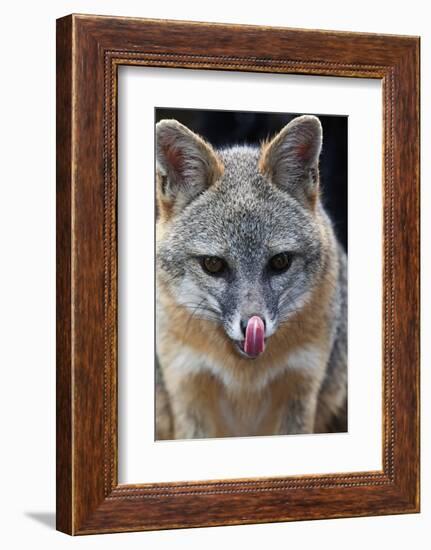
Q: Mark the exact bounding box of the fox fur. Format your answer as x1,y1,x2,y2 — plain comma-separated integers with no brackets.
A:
155,115,347,439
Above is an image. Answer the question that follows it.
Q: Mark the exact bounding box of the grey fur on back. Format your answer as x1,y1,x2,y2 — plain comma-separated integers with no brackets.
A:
315,244,348,432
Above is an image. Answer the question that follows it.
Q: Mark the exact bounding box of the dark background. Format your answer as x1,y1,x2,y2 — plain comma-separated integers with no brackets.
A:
155,108,348,251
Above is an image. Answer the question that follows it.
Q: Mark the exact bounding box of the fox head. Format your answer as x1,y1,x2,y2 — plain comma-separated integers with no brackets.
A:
155,115,335,359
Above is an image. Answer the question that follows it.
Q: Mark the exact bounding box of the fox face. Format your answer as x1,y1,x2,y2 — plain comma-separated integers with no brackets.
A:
156,115,333,360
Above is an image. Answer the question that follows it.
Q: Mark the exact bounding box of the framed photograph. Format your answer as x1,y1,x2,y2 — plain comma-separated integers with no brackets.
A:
56,14,420,534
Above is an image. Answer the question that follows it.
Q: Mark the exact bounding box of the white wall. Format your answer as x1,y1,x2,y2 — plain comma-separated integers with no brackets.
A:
0,0,428,548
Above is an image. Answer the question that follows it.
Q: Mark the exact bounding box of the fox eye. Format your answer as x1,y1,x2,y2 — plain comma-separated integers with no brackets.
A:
269,252,291,273
201,256,227,276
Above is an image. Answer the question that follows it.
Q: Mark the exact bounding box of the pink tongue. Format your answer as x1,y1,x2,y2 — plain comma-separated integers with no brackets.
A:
244,316,265,357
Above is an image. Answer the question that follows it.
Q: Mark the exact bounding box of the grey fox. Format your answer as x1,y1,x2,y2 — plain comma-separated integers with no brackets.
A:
155,115,347,439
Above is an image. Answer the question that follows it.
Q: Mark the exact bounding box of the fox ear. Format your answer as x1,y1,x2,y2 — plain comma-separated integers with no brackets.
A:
259,115,323,206
156,119,223,216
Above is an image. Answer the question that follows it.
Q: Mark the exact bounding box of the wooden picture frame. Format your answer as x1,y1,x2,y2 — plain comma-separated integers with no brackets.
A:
56,14,420,535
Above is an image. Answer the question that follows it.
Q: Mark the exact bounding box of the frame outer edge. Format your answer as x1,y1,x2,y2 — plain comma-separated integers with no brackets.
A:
392,38,420,510
56,14,74,535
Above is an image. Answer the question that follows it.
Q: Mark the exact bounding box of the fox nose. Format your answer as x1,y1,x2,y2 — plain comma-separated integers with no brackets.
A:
240,316,266,338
